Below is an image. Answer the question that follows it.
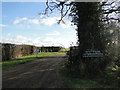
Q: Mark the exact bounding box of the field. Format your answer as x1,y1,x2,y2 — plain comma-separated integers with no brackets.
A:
60,48,70,52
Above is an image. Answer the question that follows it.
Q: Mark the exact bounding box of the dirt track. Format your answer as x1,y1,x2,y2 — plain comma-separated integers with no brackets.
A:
2,54,67,88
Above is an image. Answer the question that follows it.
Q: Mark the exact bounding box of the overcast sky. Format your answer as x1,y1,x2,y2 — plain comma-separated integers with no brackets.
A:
1,2,78,48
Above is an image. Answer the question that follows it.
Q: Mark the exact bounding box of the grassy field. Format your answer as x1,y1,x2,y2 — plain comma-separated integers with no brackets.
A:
60,48,70,52
2,52,66,70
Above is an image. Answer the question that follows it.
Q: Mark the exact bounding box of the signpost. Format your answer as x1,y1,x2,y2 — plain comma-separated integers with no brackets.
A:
83,50,103,58
34,49,39,57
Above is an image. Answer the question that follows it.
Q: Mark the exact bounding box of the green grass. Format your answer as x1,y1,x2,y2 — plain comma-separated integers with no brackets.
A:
63,78,104,88
60,48,70,52
2,52,66,70
59,61,117,88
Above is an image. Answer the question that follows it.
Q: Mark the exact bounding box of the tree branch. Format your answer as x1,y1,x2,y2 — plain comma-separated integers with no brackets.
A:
40,0,119,23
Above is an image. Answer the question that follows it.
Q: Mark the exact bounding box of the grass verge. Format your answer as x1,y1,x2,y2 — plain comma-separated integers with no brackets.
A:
59,61,118,88
2,52,66,70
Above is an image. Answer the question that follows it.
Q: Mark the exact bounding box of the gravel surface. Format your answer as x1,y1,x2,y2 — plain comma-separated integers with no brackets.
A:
2,54,67,88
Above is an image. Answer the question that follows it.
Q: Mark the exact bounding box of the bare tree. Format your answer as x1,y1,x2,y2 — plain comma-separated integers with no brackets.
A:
39,0,120,24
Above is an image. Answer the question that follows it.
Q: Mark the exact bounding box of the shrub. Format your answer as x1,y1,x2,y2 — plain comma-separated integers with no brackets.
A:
2,44,16,61
66,46,113,77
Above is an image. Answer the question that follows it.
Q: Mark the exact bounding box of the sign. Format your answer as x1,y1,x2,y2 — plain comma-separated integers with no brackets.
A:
83,50,103,58
34,49,39,55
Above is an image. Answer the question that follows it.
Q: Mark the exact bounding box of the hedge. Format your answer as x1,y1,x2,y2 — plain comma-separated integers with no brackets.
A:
2,43,61,61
